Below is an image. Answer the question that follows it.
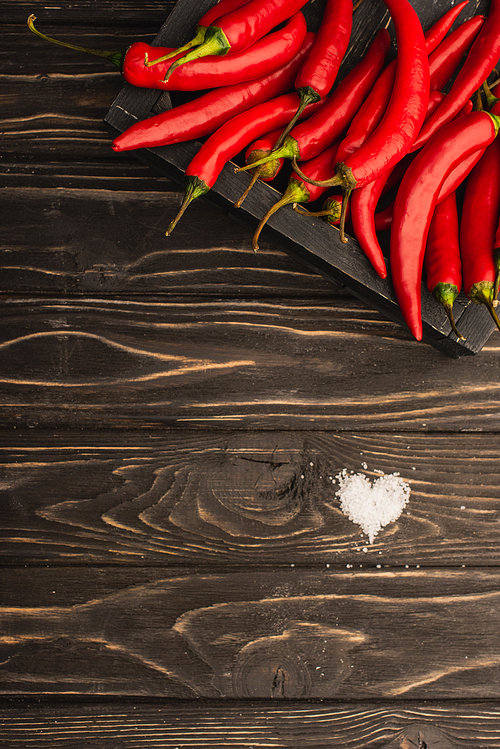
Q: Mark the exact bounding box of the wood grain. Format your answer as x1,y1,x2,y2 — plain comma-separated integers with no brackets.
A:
2,701,498,748
2,429,500,566
1,298,500,429
2,567,500,698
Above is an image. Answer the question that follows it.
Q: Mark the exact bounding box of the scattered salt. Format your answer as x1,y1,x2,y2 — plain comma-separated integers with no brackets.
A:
335,468,411,544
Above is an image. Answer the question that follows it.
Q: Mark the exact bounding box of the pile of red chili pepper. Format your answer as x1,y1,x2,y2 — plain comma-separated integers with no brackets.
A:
27,0,500,344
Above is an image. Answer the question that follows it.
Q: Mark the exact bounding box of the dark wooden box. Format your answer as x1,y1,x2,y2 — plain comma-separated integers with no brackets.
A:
104,0,497,358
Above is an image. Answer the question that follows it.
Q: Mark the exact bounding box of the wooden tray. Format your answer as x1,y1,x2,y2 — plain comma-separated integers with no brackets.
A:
104,0,497,358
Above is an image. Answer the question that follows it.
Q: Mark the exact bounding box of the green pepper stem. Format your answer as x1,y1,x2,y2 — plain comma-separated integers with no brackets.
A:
235,136,298,174
166,176,209,236
291,156,344,189
293,196,342,225
27,14,124,69
468,281,500,331
252,180,310,251
144,26,206,66
163,26,230,81
270,87,321,153
235,165,265,208
494,247,500,299
431,283,465,340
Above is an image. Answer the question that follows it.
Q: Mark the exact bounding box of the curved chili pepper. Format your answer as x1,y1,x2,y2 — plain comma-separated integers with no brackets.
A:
27,11,307,93
345,89,444,279
112,34,315,152
165,90,323,235
459,133,500,330
125,12,307,90
390,110,500,341
293,0,430,243
144,0,252,65
235,28,390,173
494,215,500,299
162,0,310,81
271,0,353,149
335,1,471,165
424,191,464,340
413,0,500,152
427,14,485,93
251,140,341,251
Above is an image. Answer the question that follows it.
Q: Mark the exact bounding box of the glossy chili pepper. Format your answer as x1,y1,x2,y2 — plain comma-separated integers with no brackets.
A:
413,0,500,151
165,90,324,235
145,0,253,65
271,0,353,150
126,12,307,90
424,191,464,340
162,0,310,81
374,139,483,234
494,214,500,299
427,14,485,93
235,29,390,173
459,133,500,330
348,90,445,278
27,11,307,92
112,34,315,152
390,110,500,341
294,0,430,243
335,1,471,165
251,140,341,251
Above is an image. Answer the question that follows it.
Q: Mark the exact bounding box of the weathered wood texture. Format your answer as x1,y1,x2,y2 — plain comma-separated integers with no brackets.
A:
2,429,500,566
2,297,500,430
1,702,499,748
2,567,500,699
3,0,500,743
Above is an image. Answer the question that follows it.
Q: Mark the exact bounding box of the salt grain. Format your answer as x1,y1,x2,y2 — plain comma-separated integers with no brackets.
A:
335,468,411,544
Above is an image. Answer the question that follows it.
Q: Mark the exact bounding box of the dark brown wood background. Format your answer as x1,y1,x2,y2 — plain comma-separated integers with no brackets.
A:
2,0,500,746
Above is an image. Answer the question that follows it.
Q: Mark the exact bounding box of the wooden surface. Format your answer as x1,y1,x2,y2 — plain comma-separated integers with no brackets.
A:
3,0,500,746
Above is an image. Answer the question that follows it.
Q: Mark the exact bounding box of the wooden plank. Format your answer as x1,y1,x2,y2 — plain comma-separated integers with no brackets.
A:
2,3,177,26
0,185,339,297
1,298,500,429
2,429,500,566
1,700,499,748
2,567,500,698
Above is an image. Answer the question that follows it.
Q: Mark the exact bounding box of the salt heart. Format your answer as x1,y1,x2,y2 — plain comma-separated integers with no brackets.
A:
335,469,410,544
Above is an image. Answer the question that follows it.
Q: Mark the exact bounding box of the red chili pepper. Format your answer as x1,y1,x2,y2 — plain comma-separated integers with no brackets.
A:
271,0,353,149
27,9,307,92
294,0,430,243
424,191,464,340
413,0,500,152
251,140,341,250
144,0,253,65
348,90,444,279
112,33,315,152
427,14,485,93
124,12,307,90
459,134,500,330
162,0,310,81
494,214,500,299
390,110,500,341
165,90,324,235
235,28,390,173
335,1,471,165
